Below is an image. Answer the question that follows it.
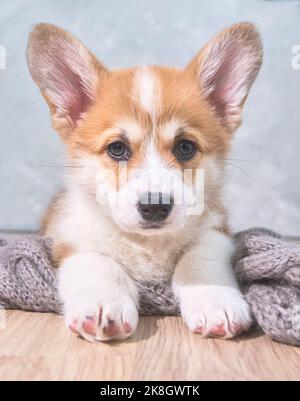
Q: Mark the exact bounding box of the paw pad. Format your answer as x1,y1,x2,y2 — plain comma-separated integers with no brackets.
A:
66,300,138,342
210,324,226,337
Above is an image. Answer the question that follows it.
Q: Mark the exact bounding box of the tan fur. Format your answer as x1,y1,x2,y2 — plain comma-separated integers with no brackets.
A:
51,243,74,267
58,65,231,204
40,192,63,235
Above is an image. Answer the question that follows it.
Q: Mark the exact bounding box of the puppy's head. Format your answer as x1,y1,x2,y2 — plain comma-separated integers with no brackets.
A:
27,23,262,235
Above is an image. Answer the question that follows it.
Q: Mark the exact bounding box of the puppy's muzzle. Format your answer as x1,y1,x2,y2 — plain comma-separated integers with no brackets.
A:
137,192,173,222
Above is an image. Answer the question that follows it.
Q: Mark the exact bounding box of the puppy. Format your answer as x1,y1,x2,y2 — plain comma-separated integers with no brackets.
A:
27,22,262,342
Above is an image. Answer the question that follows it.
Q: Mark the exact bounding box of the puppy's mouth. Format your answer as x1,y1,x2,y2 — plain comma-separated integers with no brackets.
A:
139,222,165,230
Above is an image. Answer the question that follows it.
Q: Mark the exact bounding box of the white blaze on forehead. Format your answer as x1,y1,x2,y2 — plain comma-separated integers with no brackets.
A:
133,67,161,117
144,139,166,170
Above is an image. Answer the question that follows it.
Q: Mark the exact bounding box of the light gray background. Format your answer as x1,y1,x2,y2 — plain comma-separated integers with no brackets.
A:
0,0,299,234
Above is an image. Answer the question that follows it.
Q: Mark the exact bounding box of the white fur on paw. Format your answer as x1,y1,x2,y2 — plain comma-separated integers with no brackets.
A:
179,285,252,339
64,290,138,343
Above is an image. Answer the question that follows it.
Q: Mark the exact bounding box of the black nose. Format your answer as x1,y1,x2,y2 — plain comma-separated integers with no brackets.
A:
138,192,173,222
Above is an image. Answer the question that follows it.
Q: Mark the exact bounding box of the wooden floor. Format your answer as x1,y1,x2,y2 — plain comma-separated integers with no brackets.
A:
0,310,299,381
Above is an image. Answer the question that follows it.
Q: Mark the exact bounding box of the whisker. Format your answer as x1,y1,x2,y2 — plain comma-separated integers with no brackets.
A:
223,162,249,176
37,162,85,169
221,158,255,164
212,159,250,176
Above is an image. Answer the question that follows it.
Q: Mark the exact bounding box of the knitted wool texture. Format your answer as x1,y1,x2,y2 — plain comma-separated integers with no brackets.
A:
233,228,300,346
0,228,299,346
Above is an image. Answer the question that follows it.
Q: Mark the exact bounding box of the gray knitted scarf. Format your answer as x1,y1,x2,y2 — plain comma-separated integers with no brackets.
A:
0,228,299,346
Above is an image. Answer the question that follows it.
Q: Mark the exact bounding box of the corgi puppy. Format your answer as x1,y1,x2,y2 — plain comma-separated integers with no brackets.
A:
27,22,262,342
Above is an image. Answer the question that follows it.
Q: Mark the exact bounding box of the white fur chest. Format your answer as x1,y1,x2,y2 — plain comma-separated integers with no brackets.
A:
95,231,185,282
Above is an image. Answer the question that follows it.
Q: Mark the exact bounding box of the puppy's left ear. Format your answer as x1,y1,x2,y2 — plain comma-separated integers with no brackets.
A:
187,22,263,132
27,23,107,138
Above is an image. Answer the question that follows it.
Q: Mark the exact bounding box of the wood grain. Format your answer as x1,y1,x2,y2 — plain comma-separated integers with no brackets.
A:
0,310,299,381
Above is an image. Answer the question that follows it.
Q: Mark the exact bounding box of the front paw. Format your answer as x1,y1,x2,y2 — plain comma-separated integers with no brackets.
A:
179,285,252,339
64,291,138,343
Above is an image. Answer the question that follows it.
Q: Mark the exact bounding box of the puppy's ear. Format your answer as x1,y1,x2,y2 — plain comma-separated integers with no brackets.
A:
27,23,107,137
187,22,263,132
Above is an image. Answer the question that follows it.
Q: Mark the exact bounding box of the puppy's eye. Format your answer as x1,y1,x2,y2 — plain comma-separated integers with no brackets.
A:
107,141,130,161
173,139,197,161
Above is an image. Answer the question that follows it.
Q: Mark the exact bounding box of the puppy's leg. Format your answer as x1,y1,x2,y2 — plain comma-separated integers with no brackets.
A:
173,229,251,339
58,252,138,342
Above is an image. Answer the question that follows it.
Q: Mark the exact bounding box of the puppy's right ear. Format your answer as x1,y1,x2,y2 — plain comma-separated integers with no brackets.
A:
186,23,262,133
27,23,107,137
